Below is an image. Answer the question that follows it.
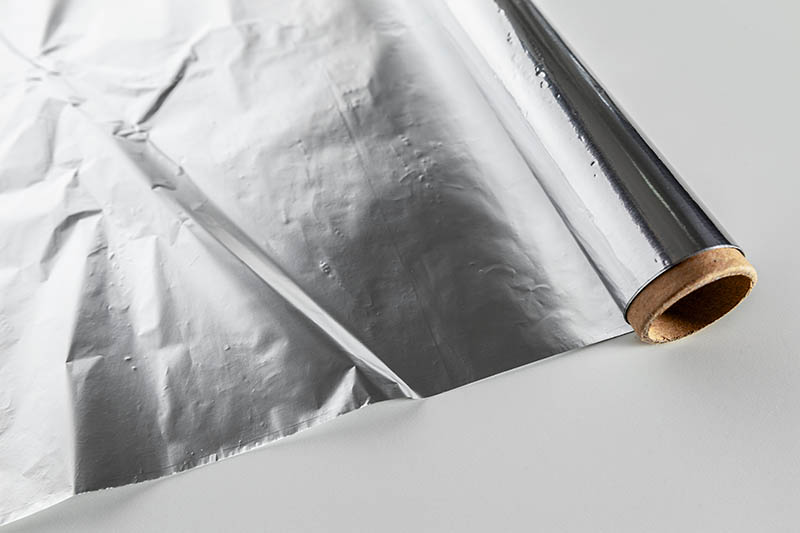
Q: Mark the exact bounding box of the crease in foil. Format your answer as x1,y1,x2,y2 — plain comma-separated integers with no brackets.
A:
0,0,733,524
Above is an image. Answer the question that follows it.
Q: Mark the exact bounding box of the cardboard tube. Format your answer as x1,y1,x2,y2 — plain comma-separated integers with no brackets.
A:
626,248,757,343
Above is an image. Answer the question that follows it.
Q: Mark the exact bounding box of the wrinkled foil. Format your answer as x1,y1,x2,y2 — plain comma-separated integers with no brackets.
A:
0,0,735,524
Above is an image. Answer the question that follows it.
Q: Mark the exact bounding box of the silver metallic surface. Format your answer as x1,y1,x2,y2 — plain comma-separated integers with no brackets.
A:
436,0,736,309
0,0,734,524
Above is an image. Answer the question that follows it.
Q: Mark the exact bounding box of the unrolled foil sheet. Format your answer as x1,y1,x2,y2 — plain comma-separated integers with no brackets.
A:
0,0,737,523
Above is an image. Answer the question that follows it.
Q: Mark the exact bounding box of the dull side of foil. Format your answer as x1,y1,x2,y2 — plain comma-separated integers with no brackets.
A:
0,0,733,524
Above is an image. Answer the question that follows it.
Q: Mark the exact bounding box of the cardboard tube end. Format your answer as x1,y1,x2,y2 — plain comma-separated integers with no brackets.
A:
626,248,757,343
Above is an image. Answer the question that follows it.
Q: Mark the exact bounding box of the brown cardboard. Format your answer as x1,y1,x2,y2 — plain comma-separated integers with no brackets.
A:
626,248,757,343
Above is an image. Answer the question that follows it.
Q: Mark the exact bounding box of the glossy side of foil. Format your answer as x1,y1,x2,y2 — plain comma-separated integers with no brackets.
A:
436,0,736,309
0,0,731,524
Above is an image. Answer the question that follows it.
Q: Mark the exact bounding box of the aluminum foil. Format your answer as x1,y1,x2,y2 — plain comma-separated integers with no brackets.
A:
0,0,736,524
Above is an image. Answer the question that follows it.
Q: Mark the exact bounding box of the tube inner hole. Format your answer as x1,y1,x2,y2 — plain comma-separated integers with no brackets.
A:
649,274,753,341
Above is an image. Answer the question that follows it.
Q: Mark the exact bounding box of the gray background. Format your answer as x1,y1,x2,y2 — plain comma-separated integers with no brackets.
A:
7,0,800,531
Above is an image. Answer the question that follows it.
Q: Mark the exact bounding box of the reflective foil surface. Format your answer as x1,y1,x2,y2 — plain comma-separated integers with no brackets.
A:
0,0,735,523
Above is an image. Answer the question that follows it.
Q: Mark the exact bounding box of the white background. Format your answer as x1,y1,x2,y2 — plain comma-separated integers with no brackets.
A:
7,0,800,531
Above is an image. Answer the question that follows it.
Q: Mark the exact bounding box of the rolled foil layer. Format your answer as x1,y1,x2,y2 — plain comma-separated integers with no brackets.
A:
0,0,738,523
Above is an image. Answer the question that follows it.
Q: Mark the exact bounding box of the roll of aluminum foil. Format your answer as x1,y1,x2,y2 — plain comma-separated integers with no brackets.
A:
0,0,747,523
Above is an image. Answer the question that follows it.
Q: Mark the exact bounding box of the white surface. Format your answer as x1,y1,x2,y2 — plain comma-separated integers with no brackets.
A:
7,0,800,531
